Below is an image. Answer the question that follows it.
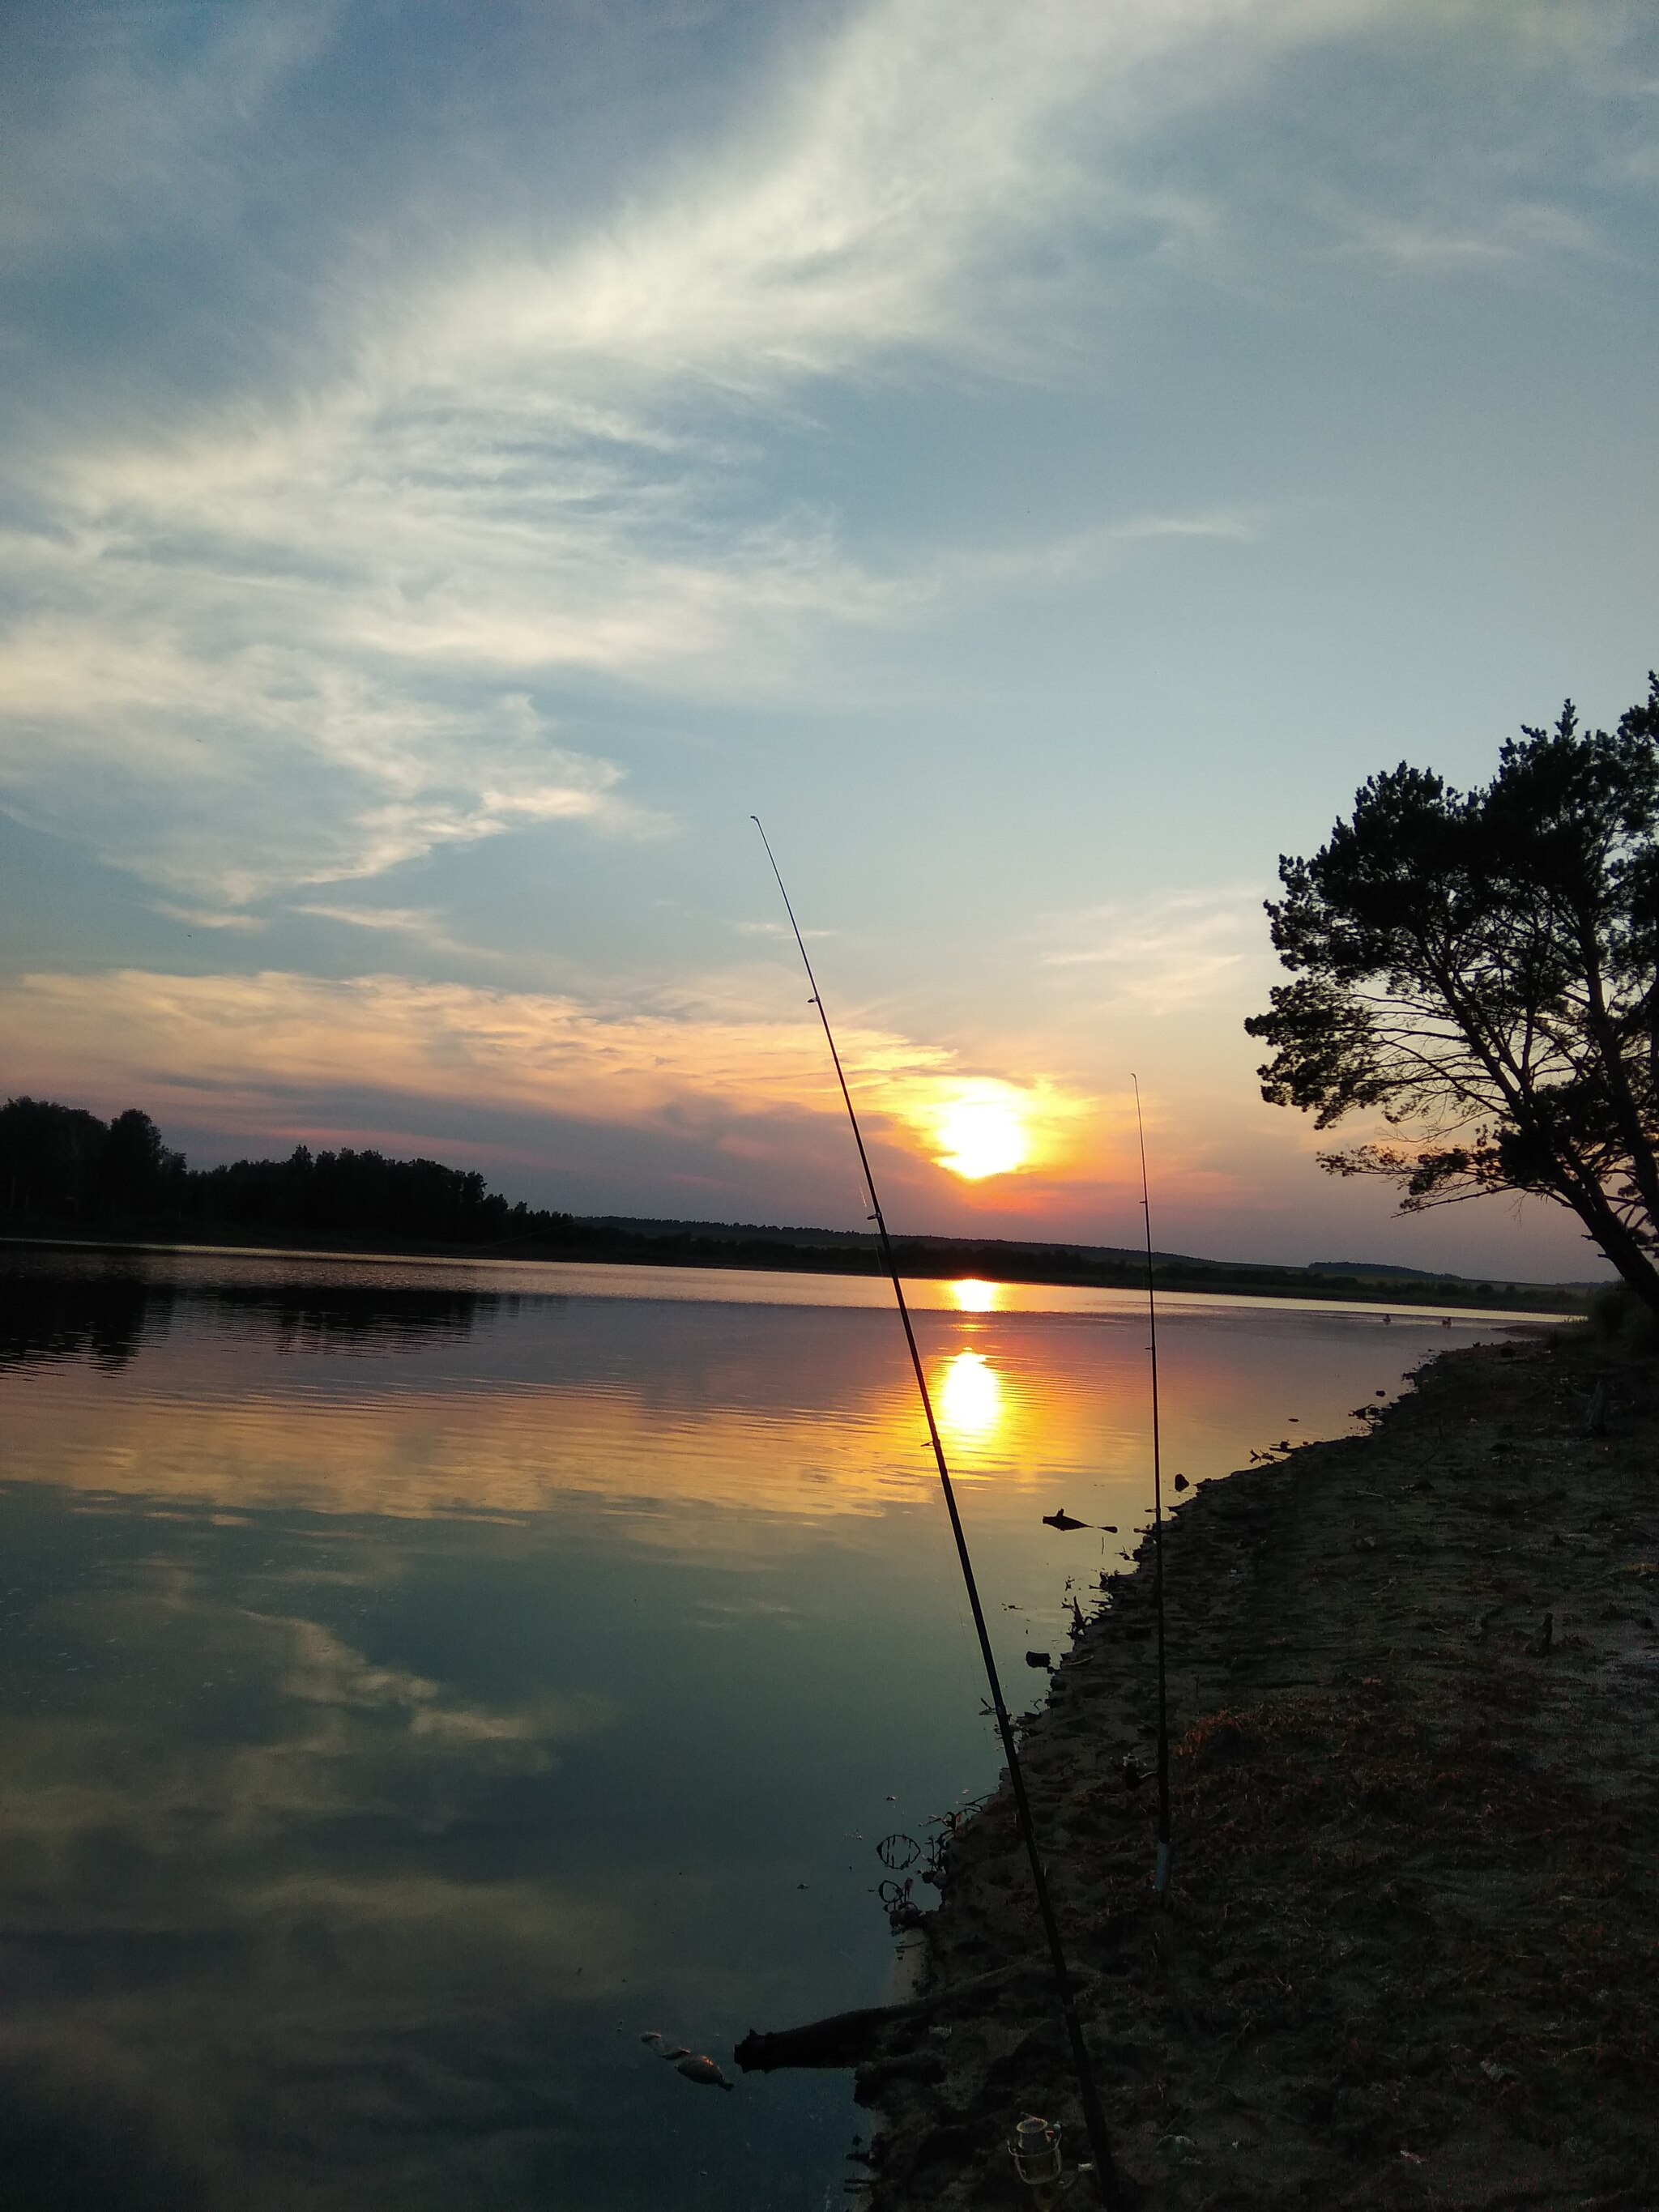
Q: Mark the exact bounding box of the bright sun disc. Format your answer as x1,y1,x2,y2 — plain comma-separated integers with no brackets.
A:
934,1093,1030,1180
951,1278,999,1313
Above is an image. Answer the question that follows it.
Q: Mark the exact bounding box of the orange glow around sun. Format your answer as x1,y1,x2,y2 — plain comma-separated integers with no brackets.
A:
932,1085,1033,1180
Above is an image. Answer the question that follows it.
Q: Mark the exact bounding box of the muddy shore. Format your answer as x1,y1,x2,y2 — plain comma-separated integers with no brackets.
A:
850,1332,1659,2211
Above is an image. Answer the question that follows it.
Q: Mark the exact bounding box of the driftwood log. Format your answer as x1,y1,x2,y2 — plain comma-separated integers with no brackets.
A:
736,2001,921,2072
734,1961,1055,2072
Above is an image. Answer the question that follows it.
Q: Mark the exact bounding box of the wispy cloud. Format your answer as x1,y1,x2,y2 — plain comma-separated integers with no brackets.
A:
0,0,1387,904
1041,887,1275,1015
155,903,266,933
732,918,836,940
0,620,635,899
1338,199,1606,270
940,509,1262,594
291,904,489,957
404,0,1325,390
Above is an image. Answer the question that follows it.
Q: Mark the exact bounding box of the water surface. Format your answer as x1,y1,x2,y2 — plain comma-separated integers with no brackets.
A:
0,1246,1530,2208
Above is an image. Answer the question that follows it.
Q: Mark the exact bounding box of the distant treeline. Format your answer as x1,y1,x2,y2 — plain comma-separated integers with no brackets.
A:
0,1093,1585,1311
0,1095,570,1246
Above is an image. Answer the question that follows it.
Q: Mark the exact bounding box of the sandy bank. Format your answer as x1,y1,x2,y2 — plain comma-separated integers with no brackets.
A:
852,1333,1659,2211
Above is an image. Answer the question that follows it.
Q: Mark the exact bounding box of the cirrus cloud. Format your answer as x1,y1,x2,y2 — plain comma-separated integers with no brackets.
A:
0,0,1399,906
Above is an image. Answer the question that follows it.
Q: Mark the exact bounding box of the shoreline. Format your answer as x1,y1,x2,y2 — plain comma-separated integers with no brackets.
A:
851,1332,1659,2210
1,1233,1584,1323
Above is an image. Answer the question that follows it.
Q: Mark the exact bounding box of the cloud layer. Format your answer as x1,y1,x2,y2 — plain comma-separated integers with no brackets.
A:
0,963,1095,1183
0,0,1395,902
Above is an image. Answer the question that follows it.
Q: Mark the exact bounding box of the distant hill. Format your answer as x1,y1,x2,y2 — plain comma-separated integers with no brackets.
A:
589,1217,1586,1307
591,1213,1165,1268
1307,1258,1606,1289
1310,1259,1443,1279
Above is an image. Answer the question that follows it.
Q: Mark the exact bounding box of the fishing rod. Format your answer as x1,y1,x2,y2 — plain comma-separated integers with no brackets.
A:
753,818,1125,2210
1132,1076,1173,1899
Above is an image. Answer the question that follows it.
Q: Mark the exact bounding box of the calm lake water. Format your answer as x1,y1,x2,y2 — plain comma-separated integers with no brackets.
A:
0,1244,1541,2210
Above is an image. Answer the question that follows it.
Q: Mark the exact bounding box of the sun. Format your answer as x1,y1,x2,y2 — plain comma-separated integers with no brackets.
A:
933,1089,1032,1181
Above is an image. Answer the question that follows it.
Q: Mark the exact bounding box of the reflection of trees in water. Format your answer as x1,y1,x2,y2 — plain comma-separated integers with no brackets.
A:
0,1269,173,1370
0,1268,500,1369
227,1284,503,1354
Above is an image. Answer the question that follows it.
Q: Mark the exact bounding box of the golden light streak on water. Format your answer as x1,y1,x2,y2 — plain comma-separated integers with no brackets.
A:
935,1351,1005,1446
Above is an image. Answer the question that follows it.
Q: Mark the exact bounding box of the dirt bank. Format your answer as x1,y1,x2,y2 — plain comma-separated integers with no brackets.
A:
853,1332,1659,2211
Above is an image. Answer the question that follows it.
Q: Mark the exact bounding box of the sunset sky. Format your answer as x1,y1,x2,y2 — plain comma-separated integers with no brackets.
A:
2,0,1655,1276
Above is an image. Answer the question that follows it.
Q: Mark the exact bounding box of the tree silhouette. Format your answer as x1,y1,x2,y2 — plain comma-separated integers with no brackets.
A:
0,1097,109,1217
1246,677,1659,1312
97,1109,182,1213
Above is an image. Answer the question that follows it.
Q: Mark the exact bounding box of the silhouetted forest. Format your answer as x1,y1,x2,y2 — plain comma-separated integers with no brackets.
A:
0,1095,570,1245
0,1093,1585,1311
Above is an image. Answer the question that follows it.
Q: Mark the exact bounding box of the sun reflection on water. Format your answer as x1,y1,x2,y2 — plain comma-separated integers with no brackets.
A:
936,1350,1004,1445
950,1278,1000,1314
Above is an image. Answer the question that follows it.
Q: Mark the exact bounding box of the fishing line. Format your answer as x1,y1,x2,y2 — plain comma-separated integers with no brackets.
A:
1132,1076,1173,1899
753,818,1124,2210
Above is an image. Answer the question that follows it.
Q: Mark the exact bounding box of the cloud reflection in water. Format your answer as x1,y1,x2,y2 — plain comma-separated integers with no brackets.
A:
0,1249,1495,2207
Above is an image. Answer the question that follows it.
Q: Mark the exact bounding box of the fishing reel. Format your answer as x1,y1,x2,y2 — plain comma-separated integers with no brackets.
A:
1009,2114,1094,2208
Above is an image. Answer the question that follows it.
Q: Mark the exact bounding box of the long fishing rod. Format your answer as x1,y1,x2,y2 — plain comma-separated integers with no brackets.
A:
752,820,1124,2209
1132,1076,1173,1899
